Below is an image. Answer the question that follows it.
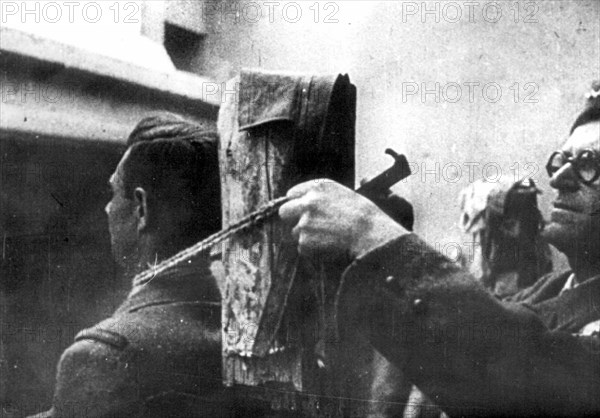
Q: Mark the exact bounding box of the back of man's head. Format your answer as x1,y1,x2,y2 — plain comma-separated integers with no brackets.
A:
122,113,221,248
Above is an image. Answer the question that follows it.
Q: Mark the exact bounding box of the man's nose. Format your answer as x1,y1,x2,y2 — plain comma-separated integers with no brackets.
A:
549,163,579,191
104,202,111,215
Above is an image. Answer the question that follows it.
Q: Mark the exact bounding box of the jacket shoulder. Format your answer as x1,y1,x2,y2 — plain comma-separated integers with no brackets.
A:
53,337,140,417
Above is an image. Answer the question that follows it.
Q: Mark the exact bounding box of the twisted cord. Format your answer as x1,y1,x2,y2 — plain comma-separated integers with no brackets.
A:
133,196,291,287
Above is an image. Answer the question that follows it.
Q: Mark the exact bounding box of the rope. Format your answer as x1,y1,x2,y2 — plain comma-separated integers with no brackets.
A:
133,196,291,287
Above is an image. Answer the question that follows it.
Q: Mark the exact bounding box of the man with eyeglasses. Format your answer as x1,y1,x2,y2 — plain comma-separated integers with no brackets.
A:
279,82,600,416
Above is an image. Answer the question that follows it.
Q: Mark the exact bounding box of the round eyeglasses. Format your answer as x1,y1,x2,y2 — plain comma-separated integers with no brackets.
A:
546,149,600,185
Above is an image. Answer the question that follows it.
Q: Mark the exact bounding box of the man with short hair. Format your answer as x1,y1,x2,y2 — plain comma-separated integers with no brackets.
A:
32,114,230,417
279,83,600,416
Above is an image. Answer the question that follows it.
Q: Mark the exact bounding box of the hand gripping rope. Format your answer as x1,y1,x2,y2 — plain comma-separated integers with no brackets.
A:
132,149,410,288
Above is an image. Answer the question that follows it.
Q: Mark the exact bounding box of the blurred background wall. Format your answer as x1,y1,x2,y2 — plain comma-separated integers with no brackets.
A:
198,0,600,252
1,0,599,414
1,2,217,412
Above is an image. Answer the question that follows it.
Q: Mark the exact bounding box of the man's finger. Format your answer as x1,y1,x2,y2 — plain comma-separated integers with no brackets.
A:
279,194,312,223
289,211,309,239
297,232,342,258
285,179,333,199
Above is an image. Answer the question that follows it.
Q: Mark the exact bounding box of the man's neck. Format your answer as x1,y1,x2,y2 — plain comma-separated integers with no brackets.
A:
121,236,178,279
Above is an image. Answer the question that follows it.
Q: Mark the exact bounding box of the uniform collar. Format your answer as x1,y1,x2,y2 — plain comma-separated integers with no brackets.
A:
560,273,578,294
118,255,220,314
533,273,600,331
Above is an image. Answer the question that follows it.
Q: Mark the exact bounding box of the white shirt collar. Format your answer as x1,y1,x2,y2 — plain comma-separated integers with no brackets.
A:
560,273,578,294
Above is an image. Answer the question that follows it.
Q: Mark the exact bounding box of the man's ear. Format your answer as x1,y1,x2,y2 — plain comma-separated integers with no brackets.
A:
133,187,149,232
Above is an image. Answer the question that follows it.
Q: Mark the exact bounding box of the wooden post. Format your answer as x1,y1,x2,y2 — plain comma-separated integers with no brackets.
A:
217,69,356,411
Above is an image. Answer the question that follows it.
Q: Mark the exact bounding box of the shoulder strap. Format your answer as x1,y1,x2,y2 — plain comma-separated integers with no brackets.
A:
75,325,129,350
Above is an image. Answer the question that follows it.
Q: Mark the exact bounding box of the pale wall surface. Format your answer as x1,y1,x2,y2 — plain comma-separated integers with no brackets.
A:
199,0,600,256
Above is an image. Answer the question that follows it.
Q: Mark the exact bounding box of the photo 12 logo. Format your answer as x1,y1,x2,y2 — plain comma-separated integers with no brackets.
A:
405,161,540,184
0,1,141,24
200,1,341,24
399,1,540,24
400,81,539,104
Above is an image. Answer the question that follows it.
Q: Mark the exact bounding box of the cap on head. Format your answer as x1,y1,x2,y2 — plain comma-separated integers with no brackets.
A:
127,113,209,146
570,81,600,134
122,113,221,241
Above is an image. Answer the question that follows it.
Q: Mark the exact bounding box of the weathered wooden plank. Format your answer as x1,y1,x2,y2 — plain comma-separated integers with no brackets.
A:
217,69,356,401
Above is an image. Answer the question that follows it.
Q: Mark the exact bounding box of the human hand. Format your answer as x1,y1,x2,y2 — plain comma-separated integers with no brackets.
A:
278,180,408,259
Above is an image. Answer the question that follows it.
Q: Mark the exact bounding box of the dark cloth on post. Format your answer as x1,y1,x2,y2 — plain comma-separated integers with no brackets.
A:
219,68,358,399
336,234,600,417
30,258,234,418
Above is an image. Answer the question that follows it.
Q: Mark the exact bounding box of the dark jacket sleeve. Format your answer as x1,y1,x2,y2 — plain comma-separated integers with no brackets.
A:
336,234,600,417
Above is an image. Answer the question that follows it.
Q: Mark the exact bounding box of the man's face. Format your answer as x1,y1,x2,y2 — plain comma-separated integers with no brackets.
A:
542,121,600,255
105,149,138,266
